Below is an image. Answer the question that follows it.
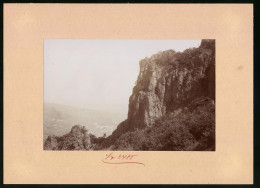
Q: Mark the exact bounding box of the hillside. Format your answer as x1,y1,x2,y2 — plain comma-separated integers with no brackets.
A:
44,39,215,151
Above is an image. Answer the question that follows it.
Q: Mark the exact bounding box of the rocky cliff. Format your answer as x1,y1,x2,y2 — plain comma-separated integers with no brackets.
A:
101,39,215,148
44,39,215,150
128,39,215,129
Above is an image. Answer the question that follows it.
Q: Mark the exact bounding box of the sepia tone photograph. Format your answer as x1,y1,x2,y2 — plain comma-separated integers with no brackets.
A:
4,3,254,184
43,39,215,151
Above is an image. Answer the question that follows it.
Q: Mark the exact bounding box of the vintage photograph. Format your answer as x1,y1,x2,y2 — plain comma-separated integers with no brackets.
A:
44,39,215,151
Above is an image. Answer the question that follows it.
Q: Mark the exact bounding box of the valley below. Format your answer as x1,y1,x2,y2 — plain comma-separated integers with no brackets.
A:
44,103,125,141
44,39,215,151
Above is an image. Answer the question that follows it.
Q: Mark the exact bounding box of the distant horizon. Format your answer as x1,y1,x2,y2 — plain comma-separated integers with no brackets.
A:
44,102,125,115
44,39,202,115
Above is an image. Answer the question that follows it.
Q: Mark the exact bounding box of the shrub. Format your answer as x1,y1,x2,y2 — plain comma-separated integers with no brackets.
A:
110,97,215,151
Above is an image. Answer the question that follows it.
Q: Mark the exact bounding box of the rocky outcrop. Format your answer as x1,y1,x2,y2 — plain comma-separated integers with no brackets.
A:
102,40,215,148
127,39,215,129
44,125,91,150
44,39,215,150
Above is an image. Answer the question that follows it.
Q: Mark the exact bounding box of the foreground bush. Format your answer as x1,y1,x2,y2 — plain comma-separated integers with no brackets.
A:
110,97,215,151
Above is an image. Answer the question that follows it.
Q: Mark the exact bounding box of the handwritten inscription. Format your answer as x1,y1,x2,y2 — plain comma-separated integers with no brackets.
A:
102,152,145,167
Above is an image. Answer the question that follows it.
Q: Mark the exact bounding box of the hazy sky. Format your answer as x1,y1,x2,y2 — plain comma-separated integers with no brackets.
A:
44,39,201,115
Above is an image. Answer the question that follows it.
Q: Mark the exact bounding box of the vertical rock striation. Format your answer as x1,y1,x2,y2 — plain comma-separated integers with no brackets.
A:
102,39,215,148
127,39,215,129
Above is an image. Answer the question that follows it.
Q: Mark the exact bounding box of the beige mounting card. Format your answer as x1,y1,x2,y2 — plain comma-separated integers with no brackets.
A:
4,4,253,184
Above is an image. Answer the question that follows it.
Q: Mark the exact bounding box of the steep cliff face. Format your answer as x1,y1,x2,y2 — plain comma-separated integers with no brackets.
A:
44,39,215,150
101,39,215,148
127,39,215,129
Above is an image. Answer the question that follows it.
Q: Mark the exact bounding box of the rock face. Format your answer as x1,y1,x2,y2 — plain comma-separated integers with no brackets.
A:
127,39,215,130
44,39,215,150
102,39,215,148
44,125,91,150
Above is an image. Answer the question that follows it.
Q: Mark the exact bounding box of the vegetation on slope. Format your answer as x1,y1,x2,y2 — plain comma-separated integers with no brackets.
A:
106,97,215,151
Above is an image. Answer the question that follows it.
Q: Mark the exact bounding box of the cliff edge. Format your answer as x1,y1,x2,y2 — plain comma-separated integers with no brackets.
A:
101,39,215,148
